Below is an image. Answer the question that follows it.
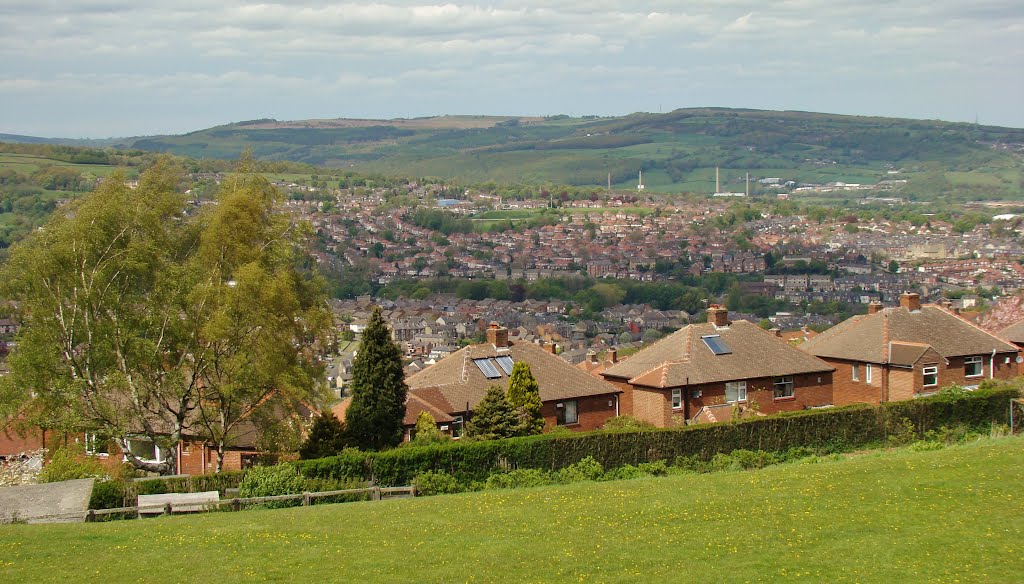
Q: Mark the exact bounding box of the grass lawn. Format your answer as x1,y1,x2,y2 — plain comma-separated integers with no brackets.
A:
1,438,1021,583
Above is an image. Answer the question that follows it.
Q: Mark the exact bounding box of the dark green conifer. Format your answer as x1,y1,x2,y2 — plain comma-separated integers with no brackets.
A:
466,385,520,440
344,306,408,450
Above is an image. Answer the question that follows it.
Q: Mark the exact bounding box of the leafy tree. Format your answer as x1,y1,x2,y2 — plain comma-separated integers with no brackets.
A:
344,306,408,450
506,362,544,435
299,411,347,460
1,159,330,474
888,260,900,274
466,385,520,440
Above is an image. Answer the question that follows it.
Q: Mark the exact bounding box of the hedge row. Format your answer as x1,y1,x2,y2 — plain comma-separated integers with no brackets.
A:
295,387,1019,486
90,470,247,510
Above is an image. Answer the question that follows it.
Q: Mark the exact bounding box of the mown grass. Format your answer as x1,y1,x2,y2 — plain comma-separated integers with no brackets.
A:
1,437,1021,583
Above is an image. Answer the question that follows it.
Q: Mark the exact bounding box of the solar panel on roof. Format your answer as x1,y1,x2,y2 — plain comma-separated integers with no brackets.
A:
495,355,514,375
474,358,502,379
702,335,732,355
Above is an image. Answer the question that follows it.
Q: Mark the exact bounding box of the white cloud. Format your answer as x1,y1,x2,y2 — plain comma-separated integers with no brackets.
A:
0,1,1021,136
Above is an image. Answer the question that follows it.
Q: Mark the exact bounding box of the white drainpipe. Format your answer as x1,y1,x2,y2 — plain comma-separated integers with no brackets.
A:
991,349,996,379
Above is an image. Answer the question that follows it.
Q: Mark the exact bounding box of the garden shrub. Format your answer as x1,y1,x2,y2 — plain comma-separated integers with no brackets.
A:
636,460,669,476
554,456,603,483
603,464,645,481
89,480,127,510
238,464,306,507
37,446,107,483
413,470,463,496
907,441,945,452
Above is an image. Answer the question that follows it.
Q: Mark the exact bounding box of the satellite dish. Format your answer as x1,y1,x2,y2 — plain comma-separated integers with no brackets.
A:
1015,356,1023,364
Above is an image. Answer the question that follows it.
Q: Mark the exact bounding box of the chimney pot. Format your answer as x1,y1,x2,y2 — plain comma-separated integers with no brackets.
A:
867,301,884,315
900,292,921,312
770,328,782,337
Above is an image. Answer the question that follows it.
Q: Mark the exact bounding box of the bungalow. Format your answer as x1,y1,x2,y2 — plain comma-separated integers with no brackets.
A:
601,305,835,427
800,293,1019,405
404,323,622,438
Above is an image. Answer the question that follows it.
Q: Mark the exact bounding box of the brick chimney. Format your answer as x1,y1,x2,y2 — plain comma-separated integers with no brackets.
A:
899,293,921,312
587,350,598,364
867,301,884,315
486,322,509,348
770,328,782,338
544,342,557,354
608,348,618,363
707,304,729,327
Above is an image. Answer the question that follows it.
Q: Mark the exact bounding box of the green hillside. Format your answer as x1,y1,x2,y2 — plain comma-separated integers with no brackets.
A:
129,108,1024,198
2,437,1021,583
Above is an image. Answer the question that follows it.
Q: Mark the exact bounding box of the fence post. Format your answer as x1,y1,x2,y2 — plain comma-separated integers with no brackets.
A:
371,487,381,501
86,509,96,522
163,502,172,516
410,485,417,498
231,498,241,512
303,492,311,506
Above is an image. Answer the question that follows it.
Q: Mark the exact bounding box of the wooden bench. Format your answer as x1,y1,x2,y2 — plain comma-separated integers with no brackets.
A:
137,491,220,516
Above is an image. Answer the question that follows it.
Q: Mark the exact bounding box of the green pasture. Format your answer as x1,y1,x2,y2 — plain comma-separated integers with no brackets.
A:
1,437,1020,583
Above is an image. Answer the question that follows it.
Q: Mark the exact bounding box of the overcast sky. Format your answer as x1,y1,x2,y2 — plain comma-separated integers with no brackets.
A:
1,1,1022,138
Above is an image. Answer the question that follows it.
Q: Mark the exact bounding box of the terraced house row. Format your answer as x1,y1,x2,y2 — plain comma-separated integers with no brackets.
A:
403,293,1019,436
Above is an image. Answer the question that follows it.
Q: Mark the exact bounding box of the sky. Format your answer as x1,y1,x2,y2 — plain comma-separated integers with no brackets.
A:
1,1,1022,138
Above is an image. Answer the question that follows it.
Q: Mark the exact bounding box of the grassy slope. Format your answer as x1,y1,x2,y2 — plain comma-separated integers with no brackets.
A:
1,437,1021,583
128,108,1024,199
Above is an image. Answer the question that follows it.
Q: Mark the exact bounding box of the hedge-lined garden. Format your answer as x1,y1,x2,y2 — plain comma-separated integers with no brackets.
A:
295,385,1019,487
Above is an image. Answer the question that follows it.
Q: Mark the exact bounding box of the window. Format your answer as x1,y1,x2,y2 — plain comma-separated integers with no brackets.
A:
922,365,938,388
125,438,164,464
773,376,794,399
865,363,873,384
556,400,579,425
473,358,503,379
452,416,464,439
725,381,747,403
964,356,983,378
702,335,732,355
671,388,682,410
852,364,860,381
84,433,110,456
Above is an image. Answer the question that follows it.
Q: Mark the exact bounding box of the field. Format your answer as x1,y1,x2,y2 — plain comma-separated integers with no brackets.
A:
0,153,130,178
1,437,1021,583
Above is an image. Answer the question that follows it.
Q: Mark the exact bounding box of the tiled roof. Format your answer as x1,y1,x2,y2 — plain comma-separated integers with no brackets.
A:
998,319,1024,344
406,341,621,414
801,305,1018,363
601,320,833,388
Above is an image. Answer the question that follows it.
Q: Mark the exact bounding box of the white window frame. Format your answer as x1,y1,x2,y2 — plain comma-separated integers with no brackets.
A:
922,365,939,388
773,376,794,399
452,415,464,439
671,388,682,410
124,437,165,464
964,355,983,378
725,381,747,403
865,363,873,384
852,364,860,381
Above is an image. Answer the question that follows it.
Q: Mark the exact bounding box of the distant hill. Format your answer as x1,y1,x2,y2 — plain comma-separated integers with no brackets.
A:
0,133,131,149
22,108,1024,198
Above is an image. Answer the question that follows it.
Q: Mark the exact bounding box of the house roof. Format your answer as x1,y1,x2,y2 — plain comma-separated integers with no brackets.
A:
406,340,621,415
801,305,1018,363
601,320,833,388
998,319,1024,345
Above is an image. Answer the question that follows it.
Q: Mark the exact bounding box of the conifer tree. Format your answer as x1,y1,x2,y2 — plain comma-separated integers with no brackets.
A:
507,362,545,435
466,385,520,440
410,411,448,445
344,306,408,450
298,411,347,460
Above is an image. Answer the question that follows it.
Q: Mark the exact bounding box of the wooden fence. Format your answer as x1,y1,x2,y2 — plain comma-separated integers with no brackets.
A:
78,485,416,522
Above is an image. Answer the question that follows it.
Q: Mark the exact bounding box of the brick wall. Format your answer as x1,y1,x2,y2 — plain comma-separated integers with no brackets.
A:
943,353,1017,388
889,368,915,402
540,393,619,432
631,387,671,427
827,358,883,405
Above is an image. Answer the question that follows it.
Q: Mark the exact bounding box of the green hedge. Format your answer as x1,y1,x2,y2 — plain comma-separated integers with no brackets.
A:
295,387,1019,486
90,471,247,510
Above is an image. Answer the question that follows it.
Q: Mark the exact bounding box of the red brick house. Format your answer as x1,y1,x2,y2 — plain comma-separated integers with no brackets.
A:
600,306,835,427
996,319,1024,375
800,293,1019,405
403,323,622,438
